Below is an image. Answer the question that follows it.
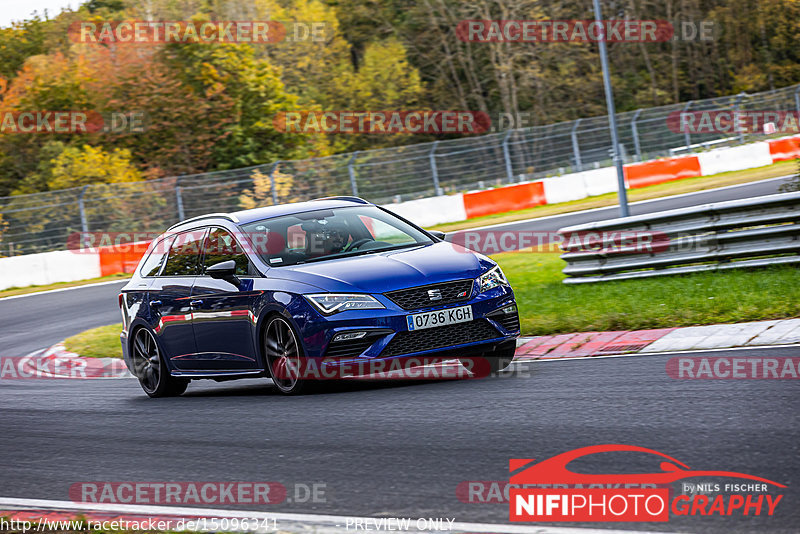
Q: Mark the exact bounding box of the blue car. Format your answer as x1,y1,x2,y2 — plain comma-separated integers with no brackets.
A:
119,197,519,397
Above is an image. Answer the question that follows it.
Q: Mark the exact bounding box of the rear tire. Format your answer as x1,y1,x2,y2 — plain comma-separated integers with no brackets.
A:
131,327,189,398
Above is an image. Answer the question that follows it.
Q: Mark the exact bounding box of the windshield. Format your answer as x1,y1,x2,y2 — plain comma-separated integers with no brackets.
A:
239,205,432,267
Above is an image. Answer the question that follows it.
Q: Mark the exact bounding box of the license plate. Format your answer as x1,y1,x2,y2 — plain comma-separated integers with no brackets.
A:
406,305,473,331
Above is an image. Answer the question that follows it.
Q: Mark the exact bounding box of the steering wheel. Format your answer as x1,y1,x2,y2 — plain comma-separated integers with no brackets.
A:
345,238,373,252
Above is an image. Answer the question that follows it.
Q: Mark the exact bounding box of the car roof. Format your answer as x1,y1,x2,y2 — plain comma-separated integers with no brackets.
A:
168,197,372,231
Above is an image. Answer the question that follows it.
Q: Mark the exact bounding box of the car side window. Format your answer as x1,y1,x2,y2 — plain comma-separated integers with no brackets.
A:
161,229,206,276
202,228,251,276
139,235,175,277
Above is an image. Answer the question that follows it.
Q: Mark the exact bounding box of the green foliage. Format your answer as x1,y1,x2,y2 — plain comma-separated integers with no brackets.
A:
46,144,142,189
0,17,47,81
163,38,317,168
0,0,799,198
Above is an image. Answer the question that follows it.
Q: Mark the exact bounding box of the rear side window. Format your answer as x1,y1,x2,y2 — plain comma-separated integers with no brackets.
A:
162,230,206,276
202,228,251,276
139,235,175,277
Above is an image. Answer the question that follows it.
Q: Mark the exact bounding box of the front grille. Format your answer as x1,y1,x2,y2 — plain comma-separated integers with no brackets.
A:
385,280,474,310
381,320,501,357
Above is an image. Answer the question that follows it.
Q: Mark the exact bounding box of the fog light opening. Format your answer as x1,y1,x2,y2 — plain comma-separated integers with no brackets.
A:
333,331,368,342
502,304,517,315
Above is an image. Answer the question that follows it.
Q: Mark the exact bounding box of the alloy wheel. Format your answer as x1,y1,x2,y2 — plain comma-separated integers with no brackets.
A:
132,328,161,394
265,317,304,394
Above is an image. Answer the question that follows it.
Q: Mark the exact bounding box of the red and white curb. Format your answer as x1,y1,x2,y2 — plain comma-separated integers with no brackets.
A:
515,318,800,360
0,497,675,534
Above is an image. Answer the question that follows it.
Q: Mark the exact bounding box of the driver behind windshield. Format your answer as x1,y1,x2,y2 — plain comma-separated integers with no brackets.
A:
303,220,351,257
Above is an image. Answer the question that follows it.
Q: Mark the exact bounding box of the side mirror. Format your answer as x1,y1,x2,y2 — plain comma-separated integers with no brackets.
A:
206,260,240,286
429,230,446,241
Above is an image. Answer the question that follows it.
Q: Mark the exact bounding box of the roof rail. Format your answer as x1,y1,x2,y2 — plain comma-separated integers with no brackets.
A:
167,213,239,231
312,196,370,204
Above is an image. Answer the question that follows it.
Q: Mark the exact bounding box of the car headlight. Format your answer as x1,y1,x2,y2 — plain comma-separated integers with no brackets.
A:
477,265,509,292
305,294,385,315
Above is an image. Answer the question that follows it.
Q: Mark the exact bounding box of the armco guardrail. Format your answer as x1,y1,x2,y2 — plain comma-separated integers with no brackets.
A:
558,192,800,284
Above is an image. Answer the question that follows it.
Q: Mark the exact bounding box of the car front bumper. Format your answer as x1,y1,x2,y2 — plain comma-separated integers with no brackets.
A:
296,285,519,376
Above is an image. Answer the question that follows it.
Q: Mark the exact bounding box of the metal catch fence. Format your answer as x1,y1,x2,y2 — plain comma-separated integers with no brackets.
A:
2,83,800,256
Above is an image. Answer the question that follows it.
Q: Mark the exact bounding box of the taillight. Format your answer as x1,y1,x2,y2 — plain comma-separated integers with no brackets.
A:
118,293,124,308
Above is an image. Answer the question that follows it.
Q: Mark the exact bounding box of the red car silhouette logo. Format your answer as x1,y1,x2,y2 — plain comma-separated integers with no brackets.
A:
510,444,786,487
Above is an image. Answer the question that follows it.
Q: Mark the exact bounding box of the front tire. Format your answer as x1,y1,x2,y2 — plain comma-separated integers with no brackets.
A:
131,327,188,398
264,316,312,395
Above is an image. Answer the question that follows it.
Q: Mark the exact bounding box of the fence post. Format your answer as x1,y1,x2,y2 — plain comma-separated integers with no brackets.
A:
269,161,280,205
631,109,643,162
502,131,514,183
78,185,89,234
571,118,583,171
682,100,694,152
347,152,360,196
795,86,800,117
429,141,442,195
175,177,185,222
734,92,746,144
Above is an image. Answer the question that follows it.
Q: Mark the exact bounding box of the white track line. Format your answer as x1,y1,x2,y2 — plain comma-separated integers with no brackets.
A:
510,343,800,365
0,278,130,302
463,175,795,232
0,497,675,534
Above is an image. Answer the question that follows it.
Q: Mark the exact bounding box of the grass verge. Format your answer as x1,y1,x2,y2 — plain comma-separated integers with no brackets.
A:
0,273,130,299
431,160,797,232
64,323,123,359
493,252,800,336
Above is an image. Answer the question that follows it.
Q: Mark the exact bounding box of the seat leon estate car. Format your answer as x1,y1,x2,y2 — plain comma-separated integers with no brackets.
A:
119,197,520,397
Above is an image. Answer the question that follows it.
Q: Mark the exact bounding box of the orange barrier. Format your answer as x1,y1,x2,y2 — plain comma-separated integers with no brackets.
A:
767,136,800,162
99,242,150,276
463,182,546,219
623,156,702,189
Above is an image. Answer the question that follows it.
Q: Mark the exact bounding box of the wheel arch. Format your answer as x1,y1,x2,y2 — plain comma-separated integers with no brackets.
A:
126,318,175,376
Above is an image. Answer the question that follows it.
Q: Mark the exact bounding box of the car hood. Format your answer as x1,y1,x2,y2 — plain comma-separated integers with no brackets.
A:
270,242,494,293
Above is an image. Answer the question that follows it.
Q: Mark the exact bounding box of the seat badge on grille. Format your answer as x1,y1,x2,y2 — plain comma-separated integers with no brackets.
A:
427,289,443,301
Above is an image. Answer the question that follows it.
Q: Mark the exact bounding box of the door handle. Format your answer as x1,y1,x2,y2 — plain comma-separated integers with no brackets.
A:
149,300,162,308
189,299,204,307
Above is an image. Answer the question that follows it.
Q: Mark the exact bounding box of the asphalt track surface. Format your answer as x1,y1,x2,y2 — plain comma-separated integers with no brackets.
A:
0,349,798,533
0,175,798,532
